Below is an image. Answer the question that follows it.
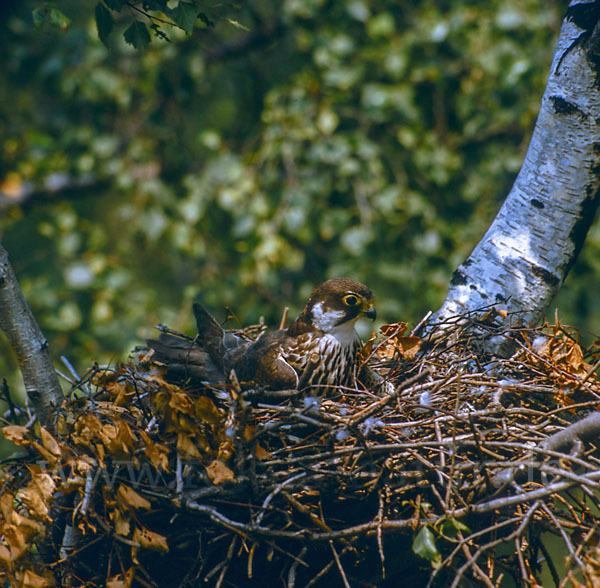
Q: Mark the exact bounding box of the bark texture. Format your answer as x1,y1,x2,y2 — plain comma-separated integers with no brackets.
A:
432,0,600,328
0,243,63,428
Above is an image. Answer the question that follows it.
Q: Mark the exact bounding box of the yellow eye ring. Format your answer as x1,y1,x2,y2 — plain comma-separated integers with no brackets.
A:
343,294,360,306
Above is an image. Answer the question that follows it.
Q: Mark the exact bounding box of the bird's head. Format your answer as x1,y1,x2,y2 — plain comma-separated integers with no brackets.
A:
303,277,376,334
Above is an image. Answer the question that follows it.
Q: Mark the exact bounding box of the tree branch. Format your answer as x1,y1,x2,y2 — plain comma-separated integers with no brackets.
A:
0,243,63,428
431,0,600,331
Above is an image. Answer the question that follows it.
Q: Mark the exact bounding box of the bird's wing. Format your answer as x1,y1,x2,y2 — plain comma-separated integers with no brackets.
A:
228,330,299,390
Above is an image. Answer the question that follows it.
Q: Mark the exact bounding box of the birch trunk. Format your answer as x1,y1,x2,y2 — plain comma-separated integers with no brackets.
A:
0,243,63,429
431,1,600,329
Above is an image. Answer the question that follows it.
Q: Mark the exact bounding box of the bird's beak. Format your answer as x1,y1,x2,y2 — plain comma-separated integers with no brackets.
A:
362,302,376,320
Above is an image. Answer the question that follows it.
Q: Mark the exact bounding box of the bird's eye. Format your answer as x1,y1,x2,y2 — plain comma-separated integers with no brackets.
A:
343,294,359,306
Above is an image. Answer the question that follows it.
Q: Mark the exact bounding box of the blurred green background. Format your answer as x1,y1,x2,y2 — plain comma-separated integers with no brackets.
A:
2,0,598,397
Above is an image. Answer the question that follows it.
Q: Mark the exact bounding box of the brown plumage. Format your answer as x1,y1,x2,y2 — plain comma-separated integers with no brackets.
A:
147,278,392,396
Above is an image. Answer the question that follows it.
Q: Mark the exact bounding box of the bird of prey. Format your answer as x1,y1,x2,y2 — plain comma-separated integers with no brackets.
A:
148,277,392,396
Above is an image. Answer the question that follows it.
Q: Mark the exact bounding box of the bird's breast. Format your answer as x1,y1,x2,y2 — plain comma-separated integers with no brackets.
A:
281,331,361,394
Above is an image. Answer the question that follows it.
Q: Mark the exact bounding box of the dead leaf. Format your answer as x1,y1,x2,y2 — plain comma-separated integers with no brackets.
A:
140,431,170,472
112,509,131,537
132,526,169,553
396,336,421,359
17,472,56,520
2,425,30,446
206,460,235,485
117,485,151,510
20,569,54,588
40,427,61,460
106,380,131,405
0,544,10,562
255,443,272,460
360,331,377,361
195,396,223,424
176,433,202,459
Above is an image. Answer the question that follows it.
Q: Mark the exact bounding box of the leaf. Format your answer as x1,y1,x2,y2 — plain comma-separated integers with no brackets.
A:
123,21,151,49
194,395,223,424
32,6,46,30
206,460,235,485
32,4,71,32
176,433,202,458
2,425,30,446
132,526,169,552
438,517,470,539
40,427,61,459
412,526,442,568
117,484,151,510
50,6,71,30
17,472,56,520
95,3,114,46
172,1,199,34
20,569,54,588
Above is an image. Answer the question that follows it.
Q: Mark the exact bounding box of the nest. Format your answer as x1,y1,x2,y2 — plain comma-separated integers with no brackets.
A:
2,313,600,588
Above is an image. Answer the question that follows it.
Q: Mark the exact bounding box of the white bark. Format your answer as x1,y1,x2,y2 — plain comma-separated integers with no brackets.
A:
0,243,63,429
432,1,600,328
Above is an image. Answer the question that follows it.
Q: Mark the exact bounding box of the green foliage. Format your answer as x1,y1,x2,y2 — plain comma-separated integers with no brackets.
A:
123,21,151,49
95,2,113,46
413,526,442,568
89,0,241,48
32,2,71,32
4,0,597,398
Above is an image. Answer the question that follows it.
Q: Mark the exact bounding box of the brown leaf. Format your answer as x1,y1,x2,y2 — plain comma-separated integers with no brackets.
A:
195,396,223,424
117,485,151,510
132,526,169,553
140,431,170,472
112,509,131,537
176,433,202,459
40,427,61,460
0,492,14,521
206,460,235,485
0,544,10,563
106,380,131,405
2,425,30,446
17,472,56,520
31,441,60,468
169,391,194,415
255,443,272,460
380,321,408,337
20,569,54,588
396,336,421,359
360,331,377,361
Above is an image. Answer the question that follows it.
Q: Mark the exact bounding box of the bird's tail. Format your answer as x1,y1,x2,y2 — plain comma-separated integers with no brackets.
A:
146,332,224,385
192,302,226,369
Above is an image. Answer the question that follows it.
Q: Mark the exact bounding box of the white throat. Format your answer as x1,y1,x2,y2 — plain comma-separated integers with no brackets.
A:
311,301,358,346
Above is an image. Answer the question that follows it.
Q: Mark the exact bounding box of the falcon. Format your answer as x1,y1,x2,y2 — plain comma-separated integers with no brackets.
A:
148,278,392,396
